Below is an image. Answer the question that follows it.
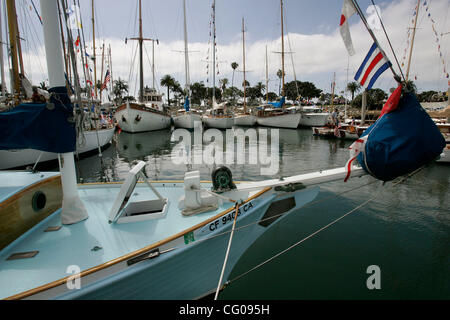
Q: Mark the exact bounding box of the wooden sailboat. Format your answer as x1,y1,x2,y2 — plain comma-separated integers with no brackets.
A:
0,0,375,300
202,0,234,129
256,0,301,129
173,0,202,129
115,0,171,133
0,0,114,170
234,18,256,127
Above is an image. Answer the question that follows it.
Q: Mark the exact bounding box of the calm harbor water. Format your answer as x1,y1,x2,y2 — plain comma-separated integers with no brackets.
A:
52,127,449,299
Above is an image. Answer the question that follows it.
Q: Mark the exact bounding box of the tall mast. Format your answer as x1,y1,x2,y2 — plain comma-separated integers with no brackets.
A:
331,72,336,105
6,0,19,103
242,17,246,113
212,0,216,105
139,0,143,102
265,45,269,104
280,0,285,98
0,1,5,97
100,43,105,102
406,0,420,81
91,0,97,99
40,0,88,225
183,0,190,98
109,44,113,93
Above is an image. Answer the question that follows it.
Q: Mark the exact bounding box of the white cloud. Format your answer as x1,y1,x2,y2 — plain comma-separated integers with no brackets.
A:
15,0,450,100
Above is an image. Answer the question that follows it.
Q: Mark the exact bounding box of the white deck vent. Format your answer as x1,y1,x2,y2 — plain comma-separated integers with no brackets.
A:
108,161,168,224
179,171,218,216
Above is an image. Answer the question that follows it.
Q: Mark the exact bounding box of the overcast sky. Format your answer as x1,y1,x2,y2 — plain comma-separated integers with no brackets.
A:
10,0,450,100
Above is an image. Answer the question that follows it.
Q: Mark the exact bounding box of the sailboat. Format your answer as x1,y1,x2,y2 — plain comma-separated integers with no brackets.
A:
256,0,301,129
202,0,234,130
0,0,446,301
0,0,372,300
173,0,202,130
233,18,256,127
115,0,171,133
0,0,114,170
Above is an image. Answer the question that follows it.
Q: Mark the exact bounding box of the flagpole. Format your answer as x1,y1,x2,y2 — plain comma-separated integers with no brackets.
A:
350,0,400,81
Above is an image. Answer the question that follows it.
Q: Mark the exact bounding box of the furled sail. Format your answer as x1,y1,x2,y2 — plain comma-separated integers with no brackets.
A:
0,87,76,153
355,90,445,181
268,96,285,108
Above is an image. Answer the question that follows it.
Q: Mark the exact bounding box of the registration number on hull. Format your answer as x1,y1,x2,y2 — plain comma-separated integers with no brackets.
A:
200,201,254,235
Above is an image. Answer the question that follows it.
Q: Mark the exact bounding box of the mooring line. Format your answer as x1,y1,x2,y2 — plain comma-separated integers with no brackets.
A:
214,202,241,300
223,167,425,289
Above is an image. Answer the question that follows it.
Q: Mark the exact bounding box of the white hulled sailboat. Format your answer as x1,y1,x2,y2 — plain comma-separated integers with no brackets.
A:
115,0,171,133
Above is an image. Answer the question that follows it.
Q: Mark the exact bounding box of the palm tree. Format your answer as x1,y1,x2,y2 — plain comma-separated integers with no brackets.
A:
113,78,129,103
231,62,239,88
346,81,361,101
160,75,176,106
276,69,284,96
219,78,228,94
254,82,266,102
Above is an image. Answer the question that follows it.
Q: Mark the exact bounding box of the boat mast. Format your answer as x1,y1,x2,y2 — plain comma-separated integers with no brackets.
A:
6,0,19,103
100,43,105,102
91,0,98,99
242,17,246,113
265,45,269,104
280,0,285,99
40,0,88,225
139,0,144,102
406,0,420,81
212,0,216,105
0,1,5,97
183,0,190,101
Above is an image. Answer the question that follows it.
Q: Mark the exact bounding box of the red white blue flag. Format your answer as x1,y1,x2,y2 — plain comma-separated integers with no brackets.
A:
354,42,391,90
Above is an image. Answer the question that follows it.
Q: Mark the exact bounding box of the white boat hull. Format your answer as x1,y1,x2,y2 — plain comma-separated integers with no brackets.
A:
173,113,202,129
0,128,115,170
234,114,256,126
299,113,330,127
116,103,171,133
257,113,301,129
202,116,234,129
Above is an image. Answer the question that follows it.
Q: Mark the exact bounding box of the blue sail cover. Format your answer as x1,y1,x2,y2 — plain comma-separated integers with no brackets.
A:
357,91,445,181
184,96,190,112
0,86,76,153
268,96,285,108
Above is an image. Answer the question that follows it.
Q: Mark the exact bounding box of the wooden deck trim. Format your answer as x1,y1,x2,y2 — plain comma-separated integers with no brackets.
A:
0,175,61,210
5,187,272,300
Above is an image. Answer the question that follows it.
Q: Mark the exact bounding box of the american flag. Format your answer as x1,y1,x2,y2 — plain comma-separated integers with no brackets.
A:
101,70,110,91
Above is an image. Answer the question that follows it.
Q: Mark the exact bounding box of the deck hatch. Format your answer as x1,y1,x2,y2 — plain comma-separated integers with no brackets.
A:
6,251,39,260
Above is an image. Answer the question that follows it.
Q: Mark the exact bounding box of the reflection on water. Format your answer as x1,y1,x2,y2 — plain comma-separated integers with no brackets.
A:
72,126,449,299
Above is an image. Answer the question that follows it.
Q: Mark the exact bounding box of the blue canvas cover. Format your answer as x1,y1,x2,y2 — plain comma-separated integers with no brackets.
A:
0,86,76,153
268,96,285,108
357,91,445,181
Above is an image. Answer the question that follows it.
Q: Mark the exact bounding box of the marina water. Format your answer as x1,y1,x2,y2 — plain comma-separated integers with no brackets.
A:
57,127,449,299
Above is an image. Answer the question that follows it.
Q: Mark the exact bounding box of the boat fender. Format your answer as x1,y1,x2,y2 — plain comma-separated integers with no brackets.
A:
212,166,236,193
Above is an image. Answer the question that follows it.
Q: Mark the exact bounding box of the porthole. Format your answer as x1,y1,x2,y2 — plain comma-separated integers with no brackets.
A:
32,191,47,212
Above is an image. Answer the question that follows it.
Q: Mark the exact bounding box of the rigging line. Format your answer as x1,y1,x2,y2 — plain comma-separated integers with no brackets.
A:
30,0,42,25
174,178,379,251
225,166,426,288
370,0,406,83
214,203,241,300
21,3,45,79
